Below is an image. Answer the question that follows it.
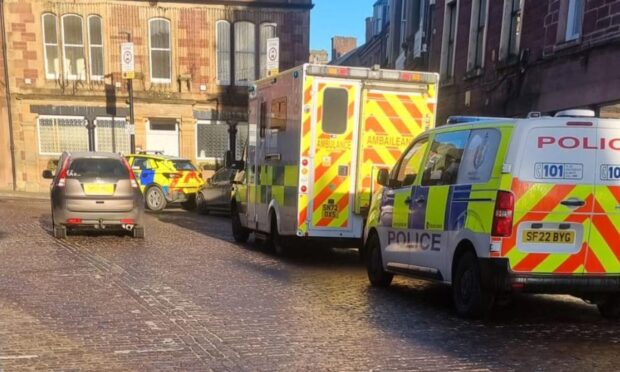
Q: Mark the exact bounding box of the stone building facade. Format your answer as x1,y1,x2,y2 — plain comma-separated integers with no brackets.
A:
0,0,311,192
430,0,620,123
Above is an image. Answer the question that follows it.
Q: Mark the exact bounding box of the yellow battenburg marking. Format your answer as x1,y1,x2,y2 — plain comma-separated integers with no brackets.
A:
588,222,620,273
425,186,449,231
392,193,410,229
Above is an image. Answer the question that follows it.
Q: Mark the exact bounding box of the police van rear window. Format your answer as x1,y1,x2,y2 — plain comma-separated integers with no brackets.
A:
518,127,597,184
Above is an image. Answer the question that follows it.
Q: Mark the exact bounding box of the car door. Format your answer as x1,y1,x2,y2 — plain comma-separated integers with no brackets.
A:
203,169,223,206
378,137,429,268
214,169,233,208
413,130,470,273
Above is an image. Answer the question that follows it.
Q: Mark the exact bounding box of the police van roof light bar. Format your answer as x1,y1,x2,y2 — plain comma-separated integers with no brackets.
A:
446,116,506,125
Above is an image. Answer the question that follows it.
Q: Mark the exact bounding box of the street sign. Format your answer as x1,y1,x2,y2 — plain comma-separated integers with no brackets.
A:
266,37,279,76
121,42,135,79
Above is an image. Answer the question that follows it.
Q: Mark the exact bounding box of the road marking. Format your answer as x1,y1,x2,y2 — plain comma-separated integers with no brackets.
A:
0,355,39,360
113,348,185,355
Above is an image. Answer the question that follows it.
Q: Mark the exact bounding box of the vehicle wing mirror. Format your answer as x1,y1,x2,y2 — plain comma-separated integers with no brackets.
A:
377,168,390,187
42,170,54,179
231,160,245,171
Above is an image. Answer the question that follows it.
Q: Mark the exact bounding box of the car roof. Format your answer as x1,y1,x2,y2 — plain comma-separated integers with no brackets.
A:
128,153,191,162
64,151,124,160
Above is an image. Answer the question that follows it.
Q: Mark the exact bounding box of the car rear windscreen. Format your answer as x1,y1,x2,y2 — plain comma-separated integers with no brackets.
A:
171,160,196,171
67,158,129,179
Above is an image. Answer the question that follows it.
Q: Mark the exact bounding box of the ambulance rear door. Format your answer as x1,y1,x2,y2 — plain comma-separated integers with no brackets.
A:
307,78,361,236
356,82,436,215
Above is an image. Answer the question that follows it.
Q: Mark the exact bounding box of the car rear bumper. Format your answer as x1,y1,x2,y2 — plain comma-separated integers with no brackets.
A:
165,187,199,202
54,209,144,227
478,258,620,294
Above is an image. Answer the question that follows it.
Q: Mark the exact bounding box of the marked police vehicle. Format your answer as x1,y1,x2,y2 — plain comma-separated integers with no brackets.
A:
364,110,620,318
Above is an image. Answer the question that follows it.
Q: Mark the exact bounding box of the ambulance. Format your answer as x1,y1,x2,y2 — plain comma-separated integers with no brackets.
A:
364,110,620,318
231,64,439,253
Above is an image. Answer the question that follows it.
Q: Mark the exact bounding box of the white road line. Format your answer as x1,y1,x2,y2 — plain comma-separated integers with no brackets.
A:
0,355,39,360
113,348,185,355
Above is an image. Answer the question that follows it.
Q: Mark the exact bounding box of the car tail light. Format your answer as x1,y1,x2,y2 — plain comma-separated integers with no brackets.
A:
120,218,135,224
56,156,71,187
121,158,139,188
492,191,514,237
66,218,82,225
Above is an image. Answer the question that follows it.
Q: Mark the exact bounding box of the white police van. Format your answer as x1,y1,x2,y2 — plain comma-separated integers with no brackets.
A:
364,110,620,318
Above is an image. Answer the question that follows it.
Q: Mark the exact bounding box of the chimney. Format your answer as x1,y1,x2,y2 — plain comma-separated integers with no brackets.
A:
365,17,375,43
331,36,357,61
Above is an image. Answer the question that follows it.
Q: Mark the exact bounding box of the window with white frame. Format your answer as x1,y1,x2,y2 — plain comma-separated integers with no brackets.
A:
95,117,130,154
149,18,172,82
61,14,86,80
196,121,248,160
440,0,458,80
400,0,409,48
88,15,104,80
216,20,231,85
467,0,488,71
42,13,60,80
234,21,255,85
38,116,89,155
565,0,584,41
500,0,524,61
259,23,277,79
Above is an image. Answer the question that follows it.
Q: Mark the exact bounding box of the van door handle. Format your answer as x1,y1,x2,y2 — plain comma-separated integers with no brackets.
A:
561,199,585,207
404,197,412,205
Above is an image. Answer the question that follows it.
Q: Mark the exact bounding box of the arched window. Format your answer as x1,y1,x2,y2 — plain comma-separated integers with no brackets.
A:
88,15,104,80
61,14,85,80
259,23,277,78
42,13,59,79
149,18,171,82
216,20,231,85
234,21,255,85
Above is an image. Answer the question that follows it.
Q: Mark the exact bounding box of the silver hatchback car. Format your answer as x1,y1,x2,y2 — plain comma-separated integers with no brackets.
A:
43,152,145,239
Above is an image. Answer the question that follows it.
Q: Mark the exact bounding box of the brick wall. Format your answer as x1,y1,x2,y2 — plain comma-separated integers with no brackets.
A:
331,36,357,60
1,0,311,192
429,0,620,124
0,3,14,191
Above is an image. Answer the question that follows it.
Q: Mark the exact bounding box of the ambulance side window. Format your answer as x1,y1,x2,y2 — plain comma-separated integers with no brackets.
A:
394,139,429,188
421,131,469,186
322,88,348,135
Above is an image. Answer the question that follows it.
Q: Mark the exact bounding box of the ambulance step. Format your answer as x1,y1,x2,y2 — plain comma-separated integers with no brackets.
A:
255,232,269,241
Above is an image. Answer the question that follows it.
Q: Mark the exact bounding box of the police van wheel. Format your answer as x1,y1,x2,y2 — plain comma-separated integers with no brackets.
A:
145,186,167,212
231,204,250,243
597,296,620,319
366,234,393,287
452,251,494,318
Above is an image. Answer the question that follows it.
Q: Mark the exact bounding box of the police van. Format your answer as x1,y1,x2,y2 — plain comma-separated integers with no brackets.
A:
364,110,620,318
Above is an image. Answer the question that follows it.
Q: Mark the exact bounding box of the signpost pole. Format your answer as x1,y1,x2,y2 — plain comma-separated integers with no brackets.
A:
126,34,135,154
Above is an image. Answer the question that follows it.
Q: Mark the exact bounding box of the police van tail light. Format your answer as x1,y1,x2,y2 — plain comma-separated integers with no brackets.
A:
492,191,514,237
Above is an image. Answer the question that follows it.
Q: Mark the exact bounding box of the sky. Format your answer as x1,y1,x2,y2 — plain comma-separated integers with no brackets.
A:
310,0,376,59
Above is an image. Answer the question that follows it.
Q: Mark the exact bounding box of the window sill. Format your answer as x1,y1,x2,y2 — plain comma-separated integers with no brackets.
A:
150,79,172,84
440,78,455,88
463,68,484,81
495,57,519,71
553,38,581,53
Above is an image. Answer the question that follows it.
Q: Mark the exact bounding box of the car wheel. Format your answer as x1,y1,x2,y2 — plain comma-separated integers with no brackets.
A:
452,251,494,318
366,234,393,287
145,186,167,212
181,195,196,211
53,225,67,239
598,296,620,319
231,203,250,243
196,192,209,215
132,226,145,239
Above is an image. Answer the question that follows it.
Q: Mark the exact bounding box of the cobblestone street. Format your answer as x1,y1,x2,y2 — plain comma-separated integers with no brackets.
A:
1,197,620,371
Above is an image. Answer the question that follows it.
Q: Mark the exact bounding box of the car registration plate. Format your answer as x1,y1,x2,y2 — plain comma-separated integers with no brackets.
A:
322,203,339,218
83,183,114,195
522,230,575,244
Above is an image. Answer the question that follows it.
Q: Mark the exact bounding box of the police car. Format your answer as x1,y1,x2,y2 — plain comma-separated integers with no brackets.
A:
364,110,620,318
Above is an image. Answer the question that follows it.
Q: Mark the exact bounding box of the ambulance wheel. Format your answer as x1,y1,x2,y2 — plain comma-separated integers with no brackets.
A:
231,203,250,243
366,234,393,287
597,296,620,319
269,215,287,256
145,186,167,212
452,251,494,318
